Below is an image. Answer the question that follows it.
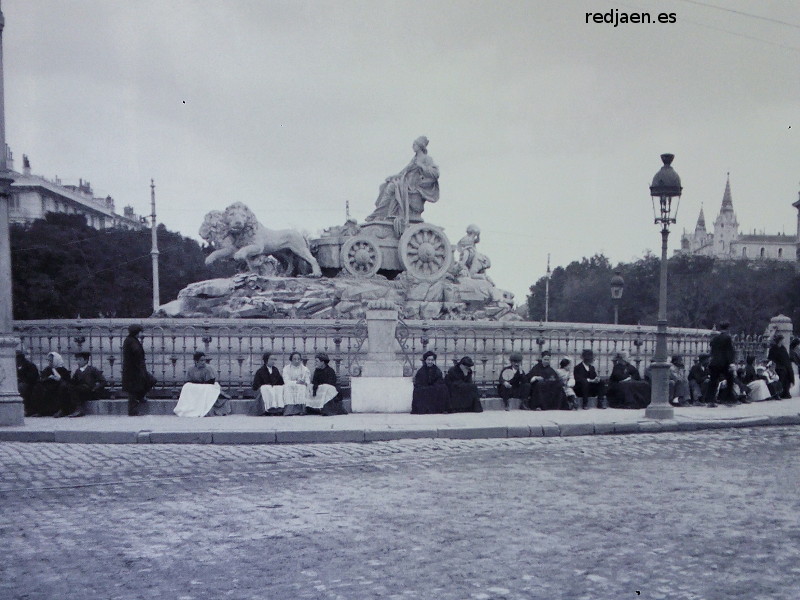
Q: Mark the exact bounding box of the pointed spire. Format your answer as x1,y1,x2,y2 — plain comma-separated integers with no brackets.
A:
695,205,706,232
720,172,733,212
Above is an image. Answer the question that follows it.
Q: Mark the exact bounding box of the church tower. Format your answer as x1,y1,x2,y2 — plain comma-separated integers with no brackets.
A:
712,173,739,257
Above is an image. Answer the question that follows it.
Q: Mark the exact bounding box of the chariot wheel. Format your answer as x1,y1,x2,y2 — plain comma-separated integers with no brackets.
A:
399,223,453,281
340,235,382,278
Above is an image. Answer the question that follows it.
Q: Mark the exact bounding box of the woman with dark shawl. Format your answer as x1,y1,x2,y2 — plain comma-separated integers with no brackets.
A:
252,352,285,415
607,352,651,409
445,356,483,413
412,351,449,414
526,350,567,411
309,353,348,416
31,351,71,417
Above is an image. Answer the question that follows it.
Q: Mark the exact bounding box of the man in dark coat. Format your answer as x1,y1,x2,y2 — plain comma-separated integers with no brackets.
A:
66,352,107,417
527,350,566,411
311,352,347,416
768,334,794,399
573,349,606,409
16,350,39,417
497,352,531,410
688,353,710,404
445,356,483,413
704,321,737,407
122,324,153,416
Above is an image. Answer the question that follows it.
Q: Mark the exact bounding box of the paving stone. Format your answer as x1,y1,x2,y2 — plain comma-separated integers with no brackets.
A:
506,425,531,438
363,429,438,442
212,431,277,444
559,423,595,437
541,424,560,437
136,431,152,444
0,430,55,442
275,429,365,443
637,421,663,433
593,422,616,435
148,431,214,444
53,430,138,444
768,414,800,426
657,419,680,432
440,427,507,440
728,416,770,428
529,425,545,437
674,420,703,431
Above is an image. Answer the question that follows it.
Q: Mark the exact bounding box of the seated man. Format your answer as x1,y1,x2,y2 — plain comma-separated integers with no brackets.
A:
308,353,347,416
497,352,531,410
174,352,231,417
573,349,606,409
65,352,107,418
445,356,483,413
688,354,710,404
527,350,566,411
252,352,285,415
668,355,690,407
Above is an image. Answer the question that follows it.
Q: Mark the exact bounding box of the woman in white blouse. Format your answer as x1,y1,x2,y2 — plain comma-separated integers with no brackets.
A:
281,352,311,416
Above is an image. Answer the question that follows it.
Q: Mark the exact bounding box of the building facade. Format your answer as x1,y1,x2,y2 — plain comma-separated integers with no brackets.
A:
7,150,144,231
679,174,799,262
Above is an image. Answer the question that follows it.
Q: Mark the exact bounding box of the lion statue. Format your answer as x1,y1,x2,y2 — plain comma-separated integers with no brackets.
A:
200,202,322,277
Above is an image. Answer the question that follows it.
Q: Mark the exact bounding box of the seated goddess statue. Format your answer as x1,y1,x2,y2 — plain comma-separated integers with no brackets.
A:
365,136,440,224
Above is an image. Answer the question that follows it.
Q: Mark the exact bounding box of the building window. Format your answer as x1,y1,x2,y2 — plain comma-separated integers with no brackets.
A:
760,247,765,257
778,248,783,258
742,247,747,257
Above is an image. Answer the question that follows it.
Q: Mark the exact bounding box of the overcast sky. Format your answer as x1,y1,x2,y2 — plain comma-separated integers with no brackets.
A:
4,0,799,304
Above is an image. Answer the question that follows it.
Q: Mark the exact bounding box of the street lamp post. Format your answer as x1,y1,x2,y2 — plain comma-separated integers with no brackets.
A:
610,271,624,325
644,153,682,420
0,1,23,425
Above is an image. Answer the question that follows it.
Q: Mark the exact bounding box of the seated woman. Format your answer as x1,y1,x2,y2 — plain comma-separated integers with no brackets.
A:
555,357,579,411
527,351,567,411
308,353,347,416
174,352,231,417
740,356,769,401
445,356,483,413
606,352,651,409
282,352,311,416
252,352,285,415
412,351,449,414
760,361,783,399
31,351,71,417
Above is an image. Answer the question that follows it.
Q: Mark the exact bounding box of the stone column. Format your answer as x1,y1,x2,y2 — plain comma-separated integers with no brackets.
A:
350,300,413,412
0,3,23,426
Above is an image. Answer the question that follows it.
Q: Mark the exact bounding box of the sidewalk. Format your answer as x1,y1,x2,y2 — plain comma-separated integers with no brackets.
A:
1,397,799,444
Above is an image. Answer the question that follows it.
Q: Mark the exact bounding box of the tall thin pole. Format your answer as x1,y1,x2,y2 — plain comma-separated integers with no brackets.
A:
544,253,551,322
0,0,24,425
150,179,160,312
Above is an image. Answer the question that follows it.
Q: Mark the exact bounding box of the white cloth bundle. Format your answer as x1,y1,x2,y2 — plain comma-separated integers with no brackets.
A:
259,385,286,410
306,383,338,409
174,382,222,417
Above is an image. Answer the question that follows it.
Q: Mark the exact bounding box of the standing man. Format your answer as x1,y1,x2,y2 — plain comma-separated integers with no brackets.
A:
122,324,152,416
704,322,736,408
66,352,107,417
573,349,606,409
768,334,794,399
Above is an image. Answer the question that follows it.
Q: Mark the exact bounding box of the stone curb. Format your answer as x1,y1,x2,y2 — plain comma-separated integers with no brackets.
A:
1,414,798,444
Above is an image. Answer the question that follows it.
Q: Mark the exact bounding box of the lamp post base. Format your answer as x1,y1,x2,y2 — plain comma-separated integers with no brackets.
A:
644,403,674,420
645,359,673,420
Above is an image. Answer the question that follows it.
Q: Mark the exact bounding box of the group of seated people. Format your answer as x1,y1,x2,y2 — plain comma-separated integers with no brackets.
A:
412,351,483,414
173,351,347,417
17,350,107,418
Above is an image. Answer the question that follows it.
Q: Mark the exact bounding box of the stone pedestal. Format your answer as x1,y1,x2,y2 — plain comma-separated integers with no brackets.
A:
0,336,23,425
351,377,413,413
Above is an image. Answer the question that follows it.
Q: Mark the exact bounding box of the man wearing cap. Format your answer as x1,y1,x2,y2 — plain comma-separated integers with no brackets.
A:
704,321,736,407
445,356,483,413
573,349,606,410
66,352,107,417
527,350,566,410
497,352,530,410
688,353,710,404
668,355,690,407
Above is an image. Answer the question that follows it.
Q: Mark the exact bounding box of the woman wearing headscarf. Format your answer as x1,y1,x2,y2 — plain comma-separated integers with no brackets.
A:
309,353,347,416
606,352,651,409
445,356,483,413
31,351,71,417
174,352,231,417
252,352,285,415
412,350,449,414
282,352,311,416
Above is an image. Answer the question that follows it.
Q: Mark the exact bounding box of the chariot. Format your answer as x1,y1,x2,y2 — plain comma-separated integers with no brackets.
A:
312,220,454,281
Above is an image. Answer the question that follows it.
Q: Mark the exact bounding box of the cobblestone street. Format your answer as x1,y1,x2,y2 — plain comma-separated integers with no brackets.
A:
2,427,799,600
